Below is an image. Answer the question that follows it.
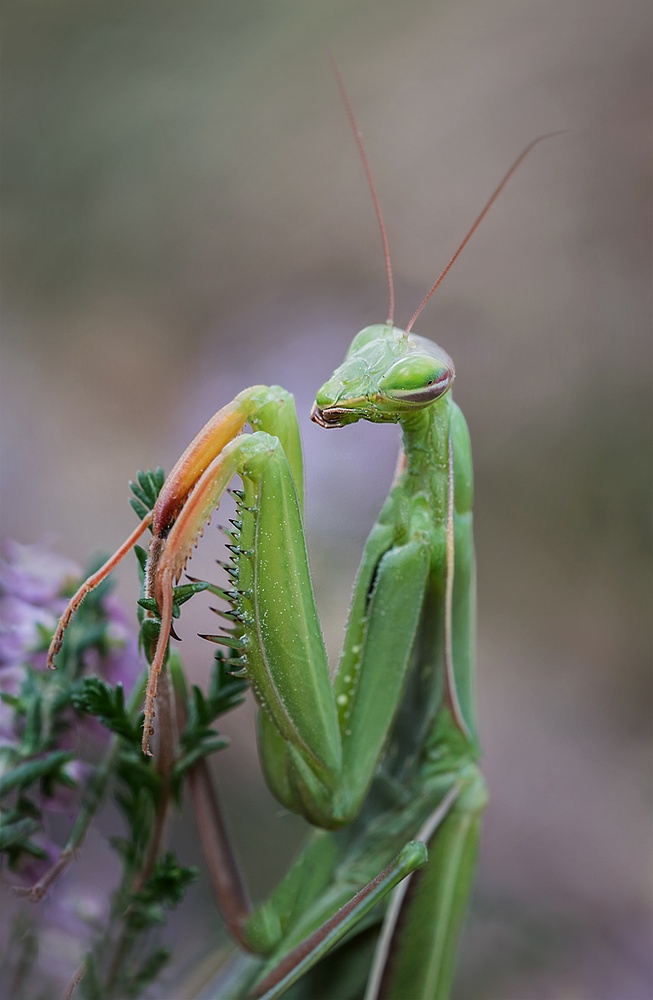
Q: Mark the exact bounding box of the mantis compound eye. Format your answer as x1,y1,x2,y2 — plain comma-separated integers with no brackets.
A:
378,355,454,404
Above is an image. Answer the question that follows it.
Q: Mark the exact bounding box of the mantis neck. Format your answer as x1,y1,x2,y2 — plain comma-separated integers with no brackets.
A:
399,396,453,523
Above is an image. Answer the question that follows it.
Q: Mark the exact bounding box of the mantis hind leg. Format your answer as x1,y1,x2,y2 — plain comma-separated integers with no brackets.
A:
247,840,429,1000
366,764,488,1000
227,766,485,1000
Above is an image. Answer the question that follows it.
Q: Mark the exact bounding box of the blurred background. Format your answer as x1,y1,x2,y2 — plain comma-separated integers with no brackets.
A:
2,0,651,997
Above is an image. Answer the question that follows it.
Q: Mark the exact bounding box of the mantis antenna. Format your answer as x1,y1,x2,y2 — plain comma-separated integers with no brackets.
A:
405,131,565,334
330,55,395,327
332,60,562,338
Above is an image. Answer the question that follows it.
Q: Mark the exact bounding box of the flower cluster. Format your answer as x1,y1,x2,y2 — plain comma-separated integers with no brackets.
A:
0,478,245,999
0,540,140,888
0,540,79,744
0,540,144,996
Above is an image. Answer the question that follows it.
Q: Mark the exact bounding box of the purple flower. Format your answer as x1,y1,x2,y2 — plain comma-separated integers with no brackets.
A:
0,541,79,671
0,594,55,668
0,539,140,687
0,540,79,607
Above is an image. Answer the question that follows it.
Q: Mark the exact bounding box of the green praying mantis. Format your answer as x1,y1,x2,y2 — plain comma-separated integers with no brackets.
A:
47,75,555,997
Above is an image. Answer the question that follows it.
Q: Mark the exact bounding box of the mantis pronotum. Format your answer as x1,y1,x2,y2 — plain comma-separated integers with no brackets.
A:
48,73,555,997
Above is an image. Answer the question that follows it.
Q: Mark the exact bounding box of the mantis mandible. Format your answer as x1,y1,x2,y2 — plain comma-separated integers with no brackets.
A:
47,73,554,997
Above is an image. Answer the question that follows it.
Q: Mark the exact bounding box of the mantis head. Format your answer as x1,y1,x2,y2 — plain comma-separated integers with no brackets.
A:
314,70,555,434
311,324,455,428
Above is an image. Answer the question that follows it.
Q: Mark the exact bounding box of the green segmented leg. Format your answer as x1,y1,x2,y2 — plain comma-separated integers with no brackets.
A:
252,840,429,1000
365,768,487,1000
